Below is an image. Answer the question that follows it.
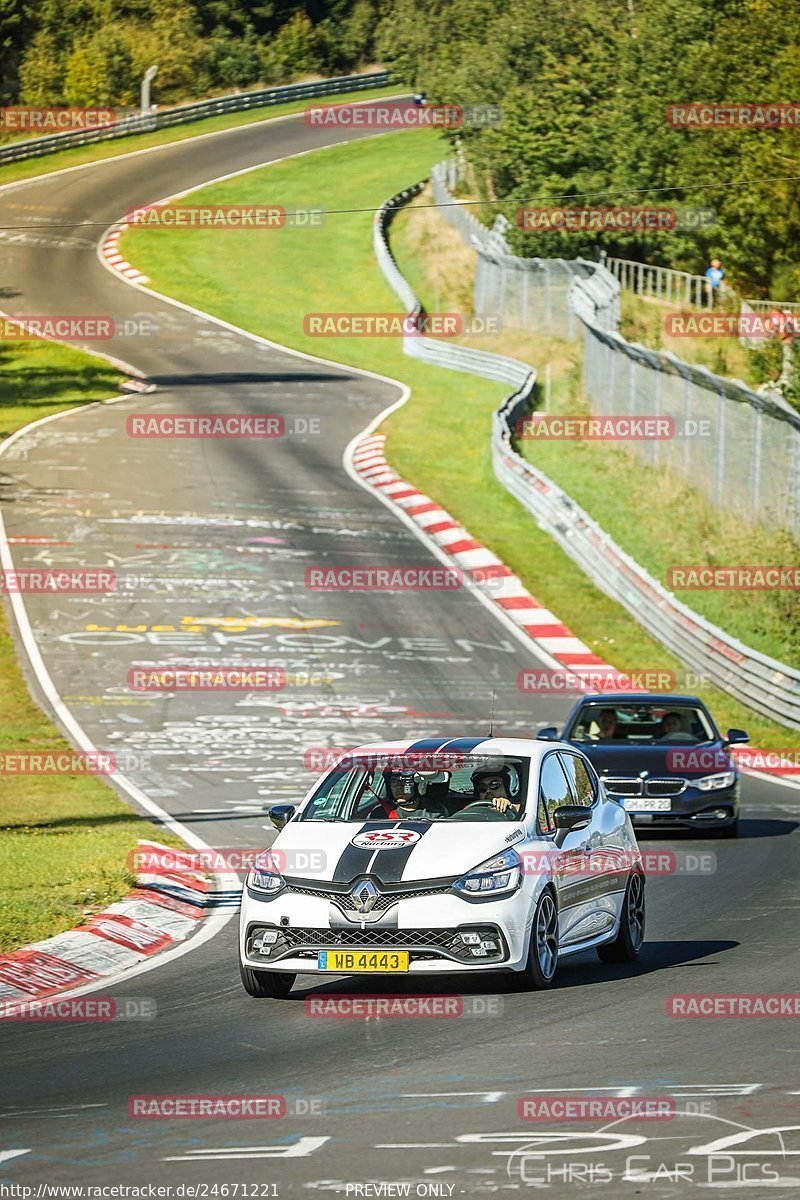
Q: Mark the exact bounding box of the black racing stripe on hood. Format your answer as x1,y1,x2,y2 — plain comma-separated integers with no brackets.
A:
404,737,457,754
442,737,491,755
371,820,432,884
331,821,395,884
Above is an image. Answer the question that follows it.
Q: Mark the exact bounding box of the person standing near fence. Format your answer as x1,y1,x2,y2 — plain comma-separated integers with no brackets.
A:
705,258,726,305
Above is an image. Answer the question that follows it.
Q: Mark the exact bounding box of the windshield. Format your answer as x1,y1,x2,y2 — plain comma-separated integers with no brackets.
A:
567,702,716,745
300,754,530,822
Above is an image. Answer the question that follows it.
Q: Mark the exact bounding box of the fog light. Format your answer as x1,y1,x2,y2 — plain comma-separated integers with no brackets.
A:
470,947,488,957
480,939,498,951
251,928,279,955
460,932,481,945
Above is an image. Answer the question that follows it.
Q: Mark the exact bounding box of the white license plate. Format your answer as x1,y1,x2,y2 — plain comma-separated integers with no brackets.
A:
623,797,672,812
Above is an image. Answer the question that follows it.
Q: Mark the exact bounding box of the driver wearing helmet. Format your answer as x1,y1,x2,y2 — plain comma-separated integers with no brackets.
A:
380,769,447,821
471,765,521,816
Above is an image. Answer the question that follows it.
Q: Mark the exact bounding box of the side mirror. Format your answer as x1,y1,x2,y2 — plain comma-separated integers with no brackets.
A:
725,729,749,746
268,804,295,831
537,727,559,741
553,804,592,832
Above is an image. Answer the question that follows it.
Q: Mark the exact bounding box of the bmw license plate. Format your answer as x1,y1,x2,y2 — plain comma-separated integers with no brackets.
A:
317,950,409,972
623,797,672,812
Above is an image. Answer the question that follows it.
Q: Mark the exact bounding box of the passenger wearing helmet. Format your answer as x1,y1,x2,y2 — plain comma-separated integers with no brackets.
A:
385,769,447,821
471,765,521,816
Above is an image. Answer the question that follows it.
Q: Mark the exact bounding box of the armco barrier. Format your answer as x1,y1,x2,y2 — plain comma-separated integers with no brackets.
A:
432,161,800,538
374,180,800,731
0,71,391,165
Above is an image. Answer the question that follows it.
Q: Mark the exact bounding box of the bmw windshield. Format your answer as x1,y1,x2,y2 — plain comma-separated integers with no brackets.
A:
300,754,531,822
567,702,717,745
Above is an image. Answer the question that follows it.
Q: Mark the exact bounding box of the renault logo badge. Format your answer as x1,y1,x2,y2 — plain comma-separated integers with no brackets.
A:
350,879,379,914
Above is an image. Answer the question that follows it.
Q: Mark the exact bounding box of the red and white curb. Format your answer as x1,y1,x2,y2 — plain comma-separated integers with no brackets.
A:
351,435,798,781
100,222,149,285
352,434,609,670
0,841,239,1010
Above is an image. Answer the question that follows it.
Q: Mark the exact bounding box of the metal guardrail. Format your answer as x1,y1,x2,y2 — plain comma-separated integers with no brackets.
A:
0,71,392,165
375,184,534,390
432,160,800,538
374,179,800,730
604,256,714,308
741,298,800,314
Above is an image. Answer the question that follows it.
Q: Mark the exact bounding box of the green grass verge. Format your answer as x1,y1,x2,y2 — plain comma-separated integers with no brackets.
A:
396,193,800,668
0,338,182,953
619,291,766,388
395,193,800,668
0,85,400,191
0,339,120,440
121,130,797,747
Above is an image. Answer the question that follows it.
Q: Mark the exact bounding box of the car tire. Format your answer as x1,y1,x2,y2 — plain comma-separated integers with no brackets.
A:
597,871,645,964
239,962,295,998
514,889,559,990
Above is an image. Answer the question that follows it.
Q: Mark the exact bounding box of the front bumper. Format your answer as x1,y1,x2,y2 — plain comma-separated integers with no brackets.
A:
239,887,532,974
622,784,739,831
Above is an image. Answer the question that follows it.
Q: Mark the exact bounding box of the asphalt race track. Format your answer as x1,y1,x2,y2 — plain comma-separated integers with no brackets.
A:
1,102,800,1197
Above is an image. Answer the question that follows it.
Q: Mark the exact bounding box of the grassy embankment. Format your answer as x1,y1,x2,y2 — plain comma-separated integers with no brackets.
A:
120,129,798,749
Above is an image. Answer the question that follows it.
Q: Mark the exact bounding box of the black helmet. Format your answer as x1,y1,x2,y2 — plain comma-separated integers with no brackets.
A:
471,764,513,793
390,769,423,799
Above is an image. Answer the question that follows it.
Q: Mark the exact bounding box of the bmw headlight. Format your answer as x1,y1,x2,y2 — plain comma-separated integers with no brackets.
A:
247,851,285,896
697,770,736,792
453,848,522,897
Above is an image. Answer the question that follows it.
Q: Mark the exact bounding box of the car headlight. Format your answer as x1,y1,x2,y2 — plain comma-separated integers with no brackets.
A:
696,770,736,792
247,851,285,896
453,848,522,897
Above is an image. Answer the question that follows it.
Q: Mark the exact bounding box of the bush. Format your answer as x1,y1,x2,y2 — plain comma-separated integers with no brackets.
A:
261,12,324,84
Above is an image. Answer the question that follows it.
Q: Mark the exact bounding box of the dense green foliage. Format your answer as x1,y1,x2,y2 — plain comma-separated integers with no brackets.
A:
0,0,384,108
377,0,800,296
1,0,796,295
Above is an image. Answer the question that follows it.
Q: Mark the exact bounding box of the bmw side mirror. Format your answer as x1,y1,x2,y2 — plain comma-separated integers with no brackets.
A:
553,805,591,832
537,727,558,741
725,729,749,746
268,804,295,831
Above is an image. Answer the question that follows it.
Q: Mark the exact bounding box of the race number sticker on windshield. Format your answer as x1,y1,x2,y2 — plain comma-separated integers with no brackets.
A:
351,829,421,850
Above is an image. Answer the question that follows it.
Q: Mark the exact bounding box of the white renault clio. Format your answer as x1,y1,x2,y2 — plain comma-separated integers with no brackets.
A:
238,736,645,997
